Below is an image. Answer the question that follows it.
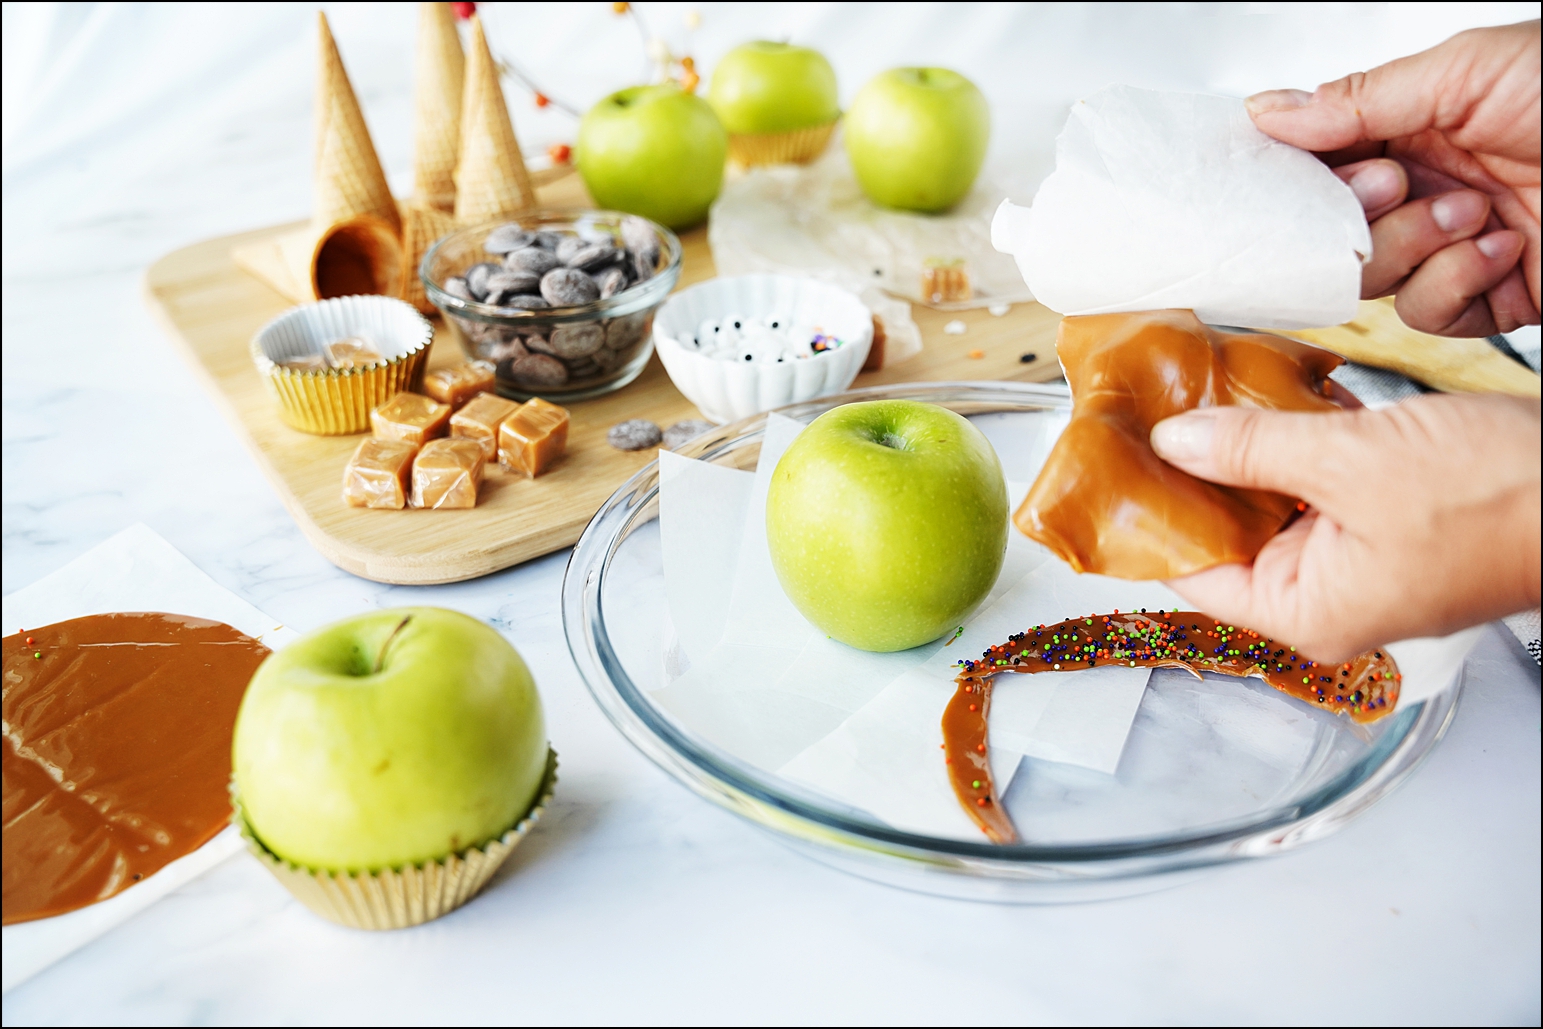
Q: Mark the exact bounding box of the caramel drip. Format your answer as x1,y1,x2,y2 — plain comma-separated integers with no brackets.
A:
940,610,1400,844
2,613,270,924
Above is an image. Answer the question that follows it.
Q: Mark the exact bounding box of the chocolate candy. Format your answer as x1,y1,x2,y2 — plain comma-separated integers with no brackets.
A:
608,419,662,451
550,324,604,359
465,262,500,300
567,243,622,272
662,419,714,451
1017,310,1344,579
504,353,569,388
484,224,535,255
540,267,600,306
481,270,540,305
504,246,560,276
596,266,628,298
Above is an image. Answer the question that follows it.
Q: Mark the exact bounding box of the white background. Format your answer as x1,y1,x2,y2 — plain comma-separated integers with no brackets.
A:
2,3,1539,1024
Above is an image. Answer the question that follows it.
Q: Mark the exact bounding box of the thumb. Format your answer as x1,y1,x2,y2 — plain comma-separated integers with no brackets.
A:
1245,30,1480,152
1149,407,1350,502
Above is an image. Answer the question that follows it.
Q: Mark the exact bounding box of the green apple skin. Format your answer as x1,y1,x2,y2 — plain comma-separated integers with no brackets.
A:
844,67,990,213
707,41,839,135
578,83,728,229
766,400,1007,652
232,607,547,872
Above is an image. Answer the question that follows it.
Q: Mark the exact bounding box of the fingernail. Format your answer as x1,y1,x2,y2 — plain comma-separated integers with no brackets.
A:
1346,162,1401,212
1476,230,1520,260
1431,190,1487,232
1150,411,1216,463
1245,89,1312,115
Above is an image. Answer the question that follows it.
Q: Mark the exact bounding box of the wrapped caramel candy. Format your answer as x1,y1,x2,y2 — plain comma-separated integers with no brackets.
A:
324,336,385,368
423,360,496,408
921,257,971,304
449,392,520,461
1016,310,1343,580
371,392,451,446
498,398,569,478
342,438,418,509
410,438,485,509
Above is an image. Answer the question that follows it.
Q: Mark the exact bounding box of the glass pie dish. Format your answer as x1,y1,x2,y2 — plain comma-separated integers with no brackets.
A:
562,381,1461,902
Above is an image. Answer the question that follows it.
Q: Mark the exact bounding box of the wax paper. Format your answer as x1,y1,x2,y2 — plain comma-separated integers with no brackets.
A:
1,524,295,994
991,85,1372,329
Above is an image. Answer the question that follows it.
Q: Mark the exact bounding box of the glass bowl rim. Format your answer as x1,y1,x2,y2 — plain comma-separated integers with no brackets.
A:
562,380,1459,875
420,209,684,324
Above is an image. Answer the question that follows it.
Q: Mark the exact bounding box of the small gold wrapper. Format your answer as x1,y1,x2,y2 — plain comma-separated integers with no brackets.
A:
726,121,838,168
232,748,557,930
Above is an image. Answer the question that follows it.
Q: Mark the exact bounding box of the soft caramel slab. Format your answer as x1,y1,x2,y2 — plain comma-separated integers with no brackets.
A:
3,613,270,924
498,398,569,478
1017,310,1344,579
342,437,418,509
450,392,520,461
423,360,496,408
371,392,451,446
410,438,485,509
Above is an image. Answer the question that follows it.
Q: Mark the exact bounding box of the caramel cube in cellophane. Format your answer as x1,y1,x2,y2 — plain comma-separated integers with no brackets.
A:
423,361,496,409
371,392,451,446
342,438,418,509
449,392,520,461
325,336,385,368
498,398,569,478
920,257,971,304
410,438,485,509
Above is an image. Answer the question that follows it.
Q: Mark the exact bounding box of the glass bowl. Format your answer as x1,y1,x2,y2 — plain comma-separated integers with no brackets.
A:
421,210,683,403
562,381,1462,903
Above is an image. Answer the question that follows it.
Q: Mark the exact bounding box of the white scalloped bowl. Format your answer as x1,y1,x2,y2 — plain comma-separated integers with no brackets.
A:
653,275,872,423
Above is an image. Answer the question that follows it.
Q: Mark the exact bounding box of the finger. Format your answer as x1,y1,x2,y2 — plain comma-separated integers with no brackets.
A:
1317,140,1387,167
1333,158,1407,220
1361,189,1492,298
1245,31,1479,151
1149,406,1353,503
1484,263,1543,334
1394,230,1526,335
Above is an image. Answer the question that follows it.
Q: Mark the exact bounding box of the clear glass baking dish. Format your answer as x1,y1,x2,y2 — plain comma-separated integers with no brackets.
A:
562,381,1460,902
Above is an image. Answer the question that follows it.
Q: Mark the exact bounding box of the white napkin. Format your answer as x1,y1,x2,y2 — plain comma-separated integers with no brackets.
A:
1,524,295,994
991,84,1371,329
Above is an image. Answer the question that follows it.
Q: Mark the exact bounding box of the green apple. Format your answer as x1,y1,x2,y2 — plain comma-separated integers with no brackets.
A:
844,67,990,213
578,83,727,229
232,607,547,872
766,400,1007,652
707,41,839,135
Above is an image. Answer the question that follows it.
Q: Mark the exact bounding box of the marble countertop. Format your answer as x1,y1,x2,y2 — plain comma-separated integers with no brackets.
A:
2,3,1538,1023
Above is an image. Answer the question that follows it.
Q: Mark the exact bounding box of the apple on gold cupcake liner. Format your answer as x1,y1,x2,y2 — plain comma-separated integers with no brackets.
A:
230,748,557,931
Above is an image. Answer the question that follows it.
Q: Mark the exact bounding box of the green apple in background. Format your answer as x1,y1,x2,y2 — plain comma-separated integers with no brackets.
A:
707,41,840,134
232,607,547,872
844,67,990,213
766,400,1007,652
578,83,728,229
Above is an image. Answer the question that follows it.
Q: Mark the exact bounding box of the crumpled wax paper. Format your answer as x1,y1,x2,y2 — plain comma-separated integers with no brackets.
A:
1,524,295,994
991,84,1372,329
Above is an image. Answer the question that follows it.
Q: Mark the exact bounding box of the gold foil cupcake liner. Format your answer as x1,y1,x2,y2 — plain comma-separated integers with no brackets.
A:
232,747,557,930
726,120,838,168
251,294,435,435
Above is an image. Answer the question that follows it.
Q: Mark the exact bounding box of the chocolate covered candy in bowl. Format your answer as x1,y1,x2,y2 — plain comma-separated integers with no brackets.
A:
421,211,682,402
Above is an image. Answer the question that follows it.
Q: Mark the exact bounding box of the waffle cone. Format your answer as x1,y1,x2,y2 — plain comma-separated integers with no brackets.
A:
454,16,535,225
232,750,557,930
314,12,401,236
411,3,464,212
400,201,460,313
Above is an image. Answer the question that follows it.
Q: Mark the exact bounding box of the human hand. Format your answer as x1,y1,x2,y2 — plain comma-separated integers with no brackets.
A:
1149,395,1542,662
1247,20,1541,337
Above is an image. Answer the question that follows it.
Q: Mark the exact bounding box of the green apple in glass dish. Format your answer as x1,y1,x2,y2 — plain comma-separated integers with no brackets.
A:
232,607,548,872
766,400,1008,652
578,82,728,229
708,41,839,135
844,67,990,213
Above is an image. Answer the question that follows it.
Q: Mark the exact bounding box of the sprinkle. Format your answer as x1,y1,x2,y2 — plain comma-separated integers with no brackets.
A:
972,780,982,789
25,636,34,644
975,743,985,753
35,652,42,659
968,348,985,359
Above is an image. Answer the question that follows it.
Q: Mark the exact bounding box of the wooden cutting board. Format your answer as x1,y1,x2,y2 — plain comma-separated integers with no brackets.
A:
141,174,1067,584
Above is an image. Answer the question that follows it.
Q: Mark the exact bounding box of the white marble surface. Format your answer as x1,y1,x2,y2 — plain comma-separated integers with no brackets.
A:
2,3,1539,1024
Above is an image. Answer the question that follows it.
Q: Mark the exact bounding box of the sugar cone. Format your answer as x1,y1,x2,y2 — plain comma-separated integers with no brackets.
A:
454,16,536,225
411,3,464,212
399,201,459,313
314,12,400,234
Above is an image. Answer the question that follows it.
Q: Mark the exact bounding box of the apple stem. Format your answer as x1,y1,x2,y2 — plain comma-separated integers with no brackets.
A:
375,616,412,675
